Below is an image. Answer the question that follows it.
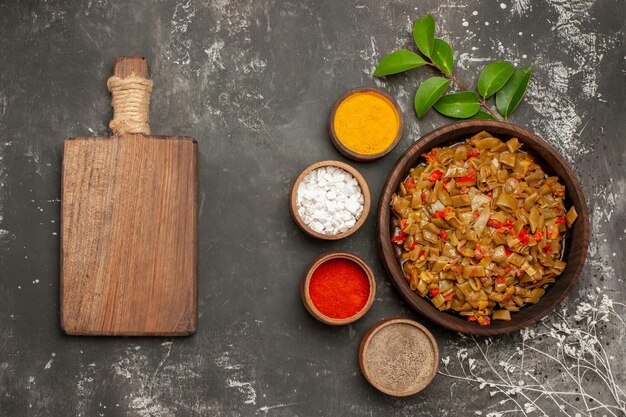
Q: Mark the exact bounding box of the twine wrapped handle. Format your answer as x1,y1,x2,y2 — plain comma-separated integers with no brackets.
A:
107,56,153,136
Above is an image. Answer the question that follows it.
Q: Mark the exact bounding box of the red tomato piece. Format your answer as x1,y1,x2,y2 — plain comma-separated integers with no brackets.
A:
518,227,529,245
428,170,444,182
487,219,503,228
404,177,416,190
391,231,406,244
477,316,491,326
466,149,480,158
422,151,438,164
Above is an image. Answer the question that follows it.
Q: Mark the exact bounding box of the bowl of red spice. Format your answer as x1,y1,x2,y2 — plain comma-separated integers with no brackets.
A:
301,251,376,325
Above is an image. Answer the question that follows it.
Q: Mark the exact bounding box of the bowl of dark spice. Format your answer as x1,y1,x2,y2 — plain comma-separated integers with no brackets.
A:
301,251,375,325
359,318,439,396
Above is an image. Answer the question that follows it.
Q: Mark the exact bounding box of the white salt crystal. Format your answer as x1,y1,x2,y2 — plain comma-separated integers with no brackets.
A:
310,221,324,233
345,199,360,214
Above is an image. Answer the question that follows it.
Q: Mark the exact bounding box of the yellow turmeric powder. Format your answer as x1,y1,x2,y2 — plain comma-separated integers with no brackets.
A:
333,91,400,155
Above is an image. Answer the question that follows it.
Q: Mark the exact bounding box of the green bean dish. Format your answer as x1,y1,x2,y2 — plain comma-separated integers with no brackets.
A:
390,131,578,326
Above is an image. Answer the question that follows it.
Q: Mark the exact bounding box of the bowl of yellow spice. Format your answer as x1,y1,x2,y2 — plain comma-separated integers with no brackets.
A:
329,87,403,162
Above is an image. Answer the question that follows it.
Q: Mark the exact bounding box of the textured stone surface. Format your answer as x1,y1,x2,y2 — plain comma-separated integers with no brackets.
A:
0,1,624,416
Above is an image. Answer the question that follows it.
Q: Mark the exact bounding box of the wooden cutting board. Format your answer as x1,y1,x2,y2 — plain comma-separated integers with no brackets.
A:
61,56,198,336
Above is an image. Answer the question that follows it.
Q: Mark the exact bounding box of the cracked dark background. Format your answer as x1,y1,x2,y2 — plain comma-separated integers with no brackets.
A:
0,0,624,416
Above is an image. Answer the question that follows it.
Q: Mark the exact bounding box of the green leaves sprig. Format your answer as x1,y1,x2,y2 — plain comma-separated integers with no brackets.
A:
373,51,426,76
373,15,532,121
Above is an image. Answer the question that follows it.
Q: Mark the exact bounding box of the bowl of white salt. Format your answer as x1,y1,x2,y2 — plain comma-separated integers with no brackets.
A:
290,160,371,240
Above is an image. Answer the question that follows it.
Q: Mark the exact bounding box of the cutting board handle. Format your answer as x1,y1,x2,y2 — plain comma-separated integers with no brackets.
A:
107,56,153,136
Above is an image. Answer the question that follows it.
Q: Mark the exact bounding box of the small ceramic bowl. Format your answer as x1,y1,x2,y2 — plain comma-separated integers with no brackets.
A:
289,160,371,240
301,251,376,325
329,87,404,162
359,318,439,396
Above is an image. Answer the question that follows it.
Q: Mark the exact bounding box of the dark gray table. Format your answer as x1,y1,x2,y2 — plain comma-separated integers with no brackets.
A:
1,1,624,416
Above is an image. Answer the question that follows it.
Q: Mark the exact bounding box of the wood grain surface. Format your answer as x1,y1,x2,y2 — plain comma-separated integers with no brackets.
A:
377,121,590,336
60,57,198,336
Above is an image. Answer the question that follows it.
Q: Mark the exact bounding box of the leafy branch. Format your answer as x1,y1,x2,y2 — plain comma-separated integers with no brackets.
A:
373,15,532,121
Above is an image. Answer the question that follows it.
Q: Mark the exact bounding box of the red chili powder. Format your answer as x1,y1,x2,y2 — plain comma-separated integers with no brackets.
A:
309,258,370,319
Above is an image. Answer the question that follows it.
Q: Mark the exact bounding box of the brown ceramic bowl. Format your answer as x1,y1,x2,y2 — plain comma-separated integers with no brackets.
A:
359,317,439,396
377,121,590,336
290,160,371,240
329,87,403,162
301,251,376,325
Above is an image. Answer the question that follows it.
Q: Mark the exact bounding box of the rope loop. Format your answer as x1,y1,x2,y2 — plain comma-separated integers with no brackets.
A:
107,76,153,135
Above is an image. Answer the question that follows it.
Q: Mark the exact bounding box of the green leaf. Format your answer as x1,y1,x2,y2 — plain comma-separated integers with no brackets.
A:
373,50,428,77
496,67,533,118
477,61,515,99
470,111,497,120
413,15,435,58
433,92,480,118
431,39,454,75
414,77,450,118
